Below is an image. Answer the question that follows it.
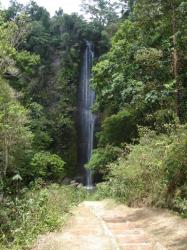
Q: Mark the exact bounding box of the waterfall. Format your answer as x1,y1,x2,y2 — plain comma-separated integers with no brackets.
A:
78,41,95,188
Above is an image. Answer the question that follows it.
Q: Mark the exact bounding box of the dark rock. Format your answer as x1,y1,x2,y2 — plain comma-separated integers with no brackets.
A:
77,183,83,188
62,177,71,185
70,180,80,187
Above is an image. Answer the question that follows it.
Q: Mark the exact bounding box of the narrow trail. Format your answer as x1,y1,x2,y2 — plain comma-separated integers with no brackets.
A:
32,200,187,250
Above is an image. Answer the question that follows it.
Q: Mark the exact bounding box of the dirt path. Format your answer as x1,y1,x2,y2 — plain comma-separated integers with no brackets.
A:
32,200,187,250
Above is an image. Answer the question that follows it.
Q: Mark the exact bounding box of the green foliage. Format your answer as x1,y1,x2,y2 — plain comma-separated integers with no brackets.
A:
31,152,66,180
29,102,52,150
14,51,40,76
1,0,118,186
0,184,87,249
0,78,33,190
86,145,123,174
3,0,24,21
92,20,140,112
164,127,187,213
26,21,50,58
95,126,187,216
27,1,50,28
147,109,178,133
98,109,138,146
104,130,168,205
91,2,187,212
93,0,187,124
0,19,18,76
81,0,121,26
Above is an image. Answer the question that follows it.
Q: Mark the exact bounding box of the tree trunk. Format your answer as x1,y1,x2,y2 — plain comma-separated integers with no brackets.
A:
2,105,9,179
3,136,9,178
171,1,180,119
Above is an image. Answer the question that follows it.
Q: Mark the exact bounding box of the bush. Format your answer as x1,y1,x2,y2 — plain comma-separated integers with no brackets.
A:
105,130,168,205
97,126,187,214
0,185,87,249
31,151,66,180
164,127,187,212
145,109,178,133
86,145,123,175
98,108,138,146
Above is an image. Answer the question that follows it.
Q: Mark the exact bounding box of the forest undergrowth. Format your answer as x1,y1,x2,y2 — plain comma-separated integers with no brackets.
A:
0,183,88,250
92,125,187,218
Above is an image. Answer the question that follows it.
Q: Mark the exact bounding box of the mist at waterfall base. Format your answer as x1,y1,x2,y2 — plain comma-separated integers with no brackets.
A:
77,41,96,189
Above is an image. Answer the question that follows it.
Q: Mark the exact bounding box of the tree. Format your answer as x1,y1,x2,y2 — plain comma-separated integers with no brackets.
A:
28,102,52,150
93,0,187,125
4,0,24,21
31,151,65,180
0,79,33,190
133,0,187,120
0,16,18,76
26,1,50,29
0,12,39,79
81,0,127,26
160,0,187,120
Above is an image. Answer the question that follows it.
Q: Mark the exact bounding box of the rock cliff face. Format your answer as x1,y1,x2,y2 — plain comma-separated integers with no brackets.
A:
33,47,79,177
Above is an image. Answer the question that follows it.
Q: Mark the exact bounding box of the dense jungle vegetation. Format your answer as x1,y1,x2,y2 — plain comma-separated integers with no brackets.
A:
0,0,187,249
89,0,187,216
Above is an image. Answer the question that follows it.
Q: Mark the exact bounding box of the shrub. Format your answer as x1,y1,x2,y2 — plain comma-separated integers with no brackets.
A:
146,109,178,133
0,185,87,249
96,125,187,215
98,108,138,146
31,151,66,180
105,131,168,205
86,145,123,175
164,127,187,211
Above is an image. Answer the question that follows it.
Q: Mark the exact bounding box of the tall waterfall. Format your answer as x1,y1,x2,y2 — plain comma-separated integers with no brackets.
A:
77,41,95,188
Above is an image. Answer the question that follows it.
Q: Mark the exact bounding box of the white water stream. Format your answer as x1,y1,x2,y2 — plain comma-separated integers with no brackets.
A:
78,41,96,188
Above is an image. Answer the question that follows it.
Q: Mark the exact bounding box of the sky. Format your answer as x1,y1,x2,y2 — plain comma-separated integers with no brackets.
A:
0,0,82,16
